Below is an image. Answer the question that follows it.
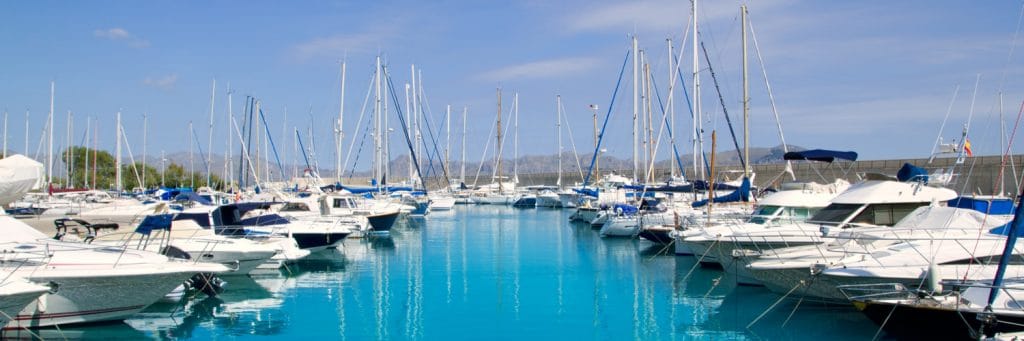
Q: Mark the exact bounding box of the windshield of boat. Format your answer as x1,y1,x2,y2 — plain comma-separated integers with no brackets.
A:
846,203,928,227
748,206,781,224
807,203,863,226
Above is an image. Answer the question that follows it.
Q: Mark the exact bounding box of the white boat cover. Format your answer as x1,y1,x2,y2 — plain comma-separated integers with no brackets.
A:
893,205,1011,231
0,155,44,206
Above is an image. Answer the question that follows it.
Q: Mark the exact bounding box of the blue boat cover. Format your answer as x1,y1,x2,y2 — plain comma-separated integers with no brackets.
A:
896,163,929,183
173,192,213,206
949,197,1015,215
342,185,414,194
613,204,638,216
691,177,751,208
574,187,599,198
136,214,173,235
783,149,858,163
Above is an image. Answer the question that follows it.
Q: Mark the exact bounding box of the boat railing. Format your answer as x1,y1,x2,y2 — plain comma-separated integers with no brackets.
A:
837,283,918,302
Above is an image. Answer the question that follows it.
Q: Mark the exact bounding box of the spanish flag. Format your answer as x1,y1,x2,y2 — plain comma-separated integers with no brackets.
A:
964,138,973,157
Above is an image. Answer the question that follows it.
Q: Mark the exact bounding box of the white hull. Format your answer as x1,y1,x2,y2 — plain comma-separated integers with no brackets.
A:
599,216,639,238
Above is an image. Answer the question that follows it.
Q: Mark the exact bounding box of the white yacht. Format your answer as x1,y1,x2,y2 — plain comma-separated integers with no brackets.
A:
696,178,957,285
747,205,1011,301
0,215,229,329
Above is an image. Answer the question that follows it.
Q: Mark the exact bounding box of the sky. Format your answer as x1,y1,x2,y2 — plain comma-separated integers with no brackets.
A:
2,0,1024,174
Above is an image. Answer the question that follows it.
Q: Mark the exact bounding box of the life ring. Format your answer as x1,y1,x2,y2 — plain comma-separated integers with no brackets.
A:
615,207,624,215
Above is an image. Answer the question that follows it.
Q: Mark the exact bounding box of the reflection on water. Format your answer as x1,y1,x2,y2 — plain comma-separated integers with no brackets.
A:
50,206,881,340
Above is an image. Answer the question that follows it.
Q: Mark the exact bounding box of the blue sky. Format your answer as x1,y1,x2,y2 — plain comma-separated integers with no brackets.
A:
1,0,1023,173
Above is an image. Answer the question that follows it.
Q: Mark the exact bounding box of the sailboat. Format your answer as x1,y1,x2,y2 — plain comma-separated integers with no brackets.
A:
471,88,517,205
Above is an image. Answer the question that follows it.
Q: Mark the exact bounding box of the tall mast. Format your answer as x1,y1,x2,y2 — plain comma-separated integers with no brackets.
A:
496,88,503,194
556,95,563,188
374,55,382,188
644,52,655,183
692,0,703,180
47,81,54,186
115,111,122,192
84,116,90,188
337,60,346,183
3,109,8,158
189,120,194,188
207,79,216,187
411,65,419,185
226,85,234,190
66,110,72,187
513,92,519,185
667,38,676,178
631,35,639,182
142,113,147,189
24,109,28,157
446,104,451,182
461,106,467,183
405,83,413,183
741,5,750,178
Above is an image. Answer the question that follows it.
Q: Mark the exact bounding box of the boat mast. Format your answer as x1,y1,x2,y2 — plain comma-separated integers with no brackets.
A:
556,95,563,188
407,64,415,184
226,85,234,191
47,81,54,187
446,104,451,184
337,60,346,184
496,88,503,195
514,92,519,185
667,38,676,179
405,82,413,184
207,79,216,187
692,0,703,180
24,109,28,158
742,5,750,178
142,113,147,189
66,110,72,188
374,55,383,189
4,110,10,159
115,110,121,192
189,120,194,188
632,34,639,182
461,106,467,184
84,116,89,188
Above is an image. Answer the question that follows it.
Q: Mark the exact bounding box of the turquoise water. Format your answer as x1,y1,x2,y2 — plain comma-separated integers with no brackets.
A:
24,206,886,340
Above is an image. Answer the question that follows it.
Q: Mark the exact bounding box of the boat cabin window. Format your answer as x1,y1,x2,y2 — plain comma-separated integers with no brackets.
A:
333,198,352,209
748,206,782,224
808,203,862,225
848,203,926,227
280,202,311,212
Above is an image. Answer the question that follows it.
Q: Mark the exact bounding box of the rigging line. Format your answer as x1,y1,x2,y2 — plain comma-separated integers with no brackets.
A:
257,108,287,182
583,48,631,187
997,2,1024,92
346,104,375,181
295,129,314,176
341,73,376,181
472,99,500,187
189,126,211,182
650,71,688,178
700,41,747,173
747,15,792,170
558,98,586,182
415,89,452,189
928,85,962,163
998,100,1024,197
383,65,428,193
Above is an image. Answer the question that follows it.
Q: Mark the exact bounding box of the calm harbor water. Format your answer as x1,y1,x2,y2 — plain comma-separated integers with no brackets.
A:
28,206,887,340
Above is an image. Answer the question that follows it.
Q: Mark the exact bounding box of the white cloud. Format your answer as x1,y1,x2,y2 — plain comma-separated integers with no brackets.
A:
93,27,150,48
290,32,391,61
143,74,178,90
477,57,603,82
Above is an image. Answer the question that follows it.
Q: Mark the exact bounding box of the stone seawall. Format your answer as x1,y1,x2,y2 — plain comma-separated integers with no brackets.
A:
399,155,1023,195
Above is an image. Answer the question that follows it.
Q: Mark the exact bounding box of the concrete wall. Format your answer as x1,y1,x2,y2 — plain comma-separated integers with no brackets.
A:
423,155,1023,195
